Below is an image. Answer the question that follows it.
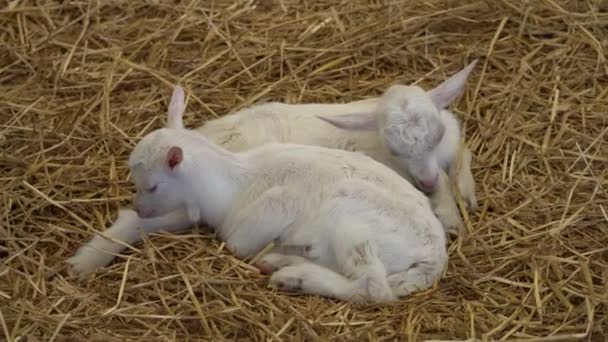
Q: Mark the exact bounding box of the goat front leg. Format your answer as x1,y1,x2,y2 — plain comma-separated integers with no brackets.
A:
65,208,194,278
268,261,371,302
450,147,478,212
430,170,463,234
221,186,299,259
255,252,310,275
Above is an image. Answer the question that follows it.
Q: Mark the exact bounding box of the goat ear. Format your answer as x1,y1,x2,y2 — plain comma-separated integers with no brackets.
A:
316,113,378,131
428,59,477,110
166,146,183,170
167,85,185,129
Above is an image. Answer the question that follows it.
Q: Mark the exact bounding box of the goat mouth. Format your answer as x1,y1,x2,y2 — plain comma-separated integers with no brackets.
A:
416,180,438,194
136,207,155,218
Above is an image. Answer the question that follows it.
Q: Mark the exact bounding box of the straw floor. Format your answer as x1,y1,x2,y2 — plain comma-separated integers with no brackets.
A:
1,0,607,341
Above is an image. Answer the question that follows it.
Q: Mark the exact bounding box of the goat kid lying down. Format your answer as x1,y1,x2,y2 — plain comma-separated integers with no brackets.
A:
196,60,479,233
66,86,447,303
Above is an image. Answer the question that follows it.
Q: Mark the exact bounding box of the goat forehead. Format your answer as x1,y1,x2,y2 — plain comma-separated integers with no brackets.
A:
385,84,427,101
386,110,436,131
132,164,163,187
406,98,438,118
383,88,437,118
410,101,438,117
130,144,156,167
130,130,172,164
404,86,427,98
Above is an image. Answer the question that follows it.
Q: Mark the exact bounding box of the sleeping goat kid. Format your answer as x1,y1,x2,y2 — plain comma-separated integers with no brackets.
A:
198,61,479,233
65,86,447,303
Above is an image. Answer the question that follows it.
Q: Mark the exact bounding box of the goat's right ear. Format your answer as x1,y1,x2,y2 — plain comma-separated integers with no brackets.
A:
166,146,183,170
316,113,378,131
167,85,185,129
428,59,477,110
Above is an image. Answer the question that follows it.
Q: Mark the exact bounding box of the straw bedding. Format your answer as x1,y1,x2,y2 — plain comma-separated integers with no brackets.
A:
1,0,607,341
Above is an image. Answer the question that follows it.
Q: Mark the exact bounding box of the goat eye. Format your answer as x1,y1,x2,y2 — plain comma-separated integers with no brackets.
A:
146,185,158,193
388,146,400,156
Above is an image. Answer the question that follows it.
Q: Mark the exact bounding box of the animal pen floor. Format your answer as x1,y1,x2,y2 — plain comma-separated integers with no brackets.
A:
1,1,607,341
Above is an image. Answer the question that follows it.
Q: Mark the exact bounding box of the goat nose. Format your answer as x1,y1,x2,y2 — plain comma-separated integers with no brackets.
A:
135,205,149,218
418,176,438,193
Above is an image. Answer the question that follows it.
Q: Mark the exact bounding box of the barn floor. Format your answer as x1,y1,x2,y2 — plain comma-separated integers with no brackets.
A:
1,0,607,341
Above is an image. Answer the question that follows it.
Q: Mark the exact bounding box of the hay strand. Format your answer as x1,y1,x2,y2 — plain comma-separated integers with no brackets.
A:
1,0,607,340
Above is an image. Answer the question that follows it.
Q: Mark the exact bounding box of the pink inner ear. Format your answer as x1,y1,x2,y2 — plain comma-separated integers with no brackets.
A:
167,146,183,169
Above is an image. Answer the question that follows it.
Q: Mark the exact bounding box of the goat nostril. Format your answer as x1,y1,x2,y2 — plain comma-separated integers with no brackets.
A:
418,178,438,193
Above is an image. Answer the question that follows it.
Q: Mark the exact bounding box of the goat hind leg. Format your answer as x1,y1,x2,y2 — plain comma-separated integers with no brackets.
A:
331,220,396,303
387,258,445,297
269,261,369,302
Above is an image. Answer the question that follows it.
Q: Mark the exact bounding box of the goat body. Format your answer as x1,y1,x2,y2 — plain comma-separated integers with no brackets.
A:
66,87,448,303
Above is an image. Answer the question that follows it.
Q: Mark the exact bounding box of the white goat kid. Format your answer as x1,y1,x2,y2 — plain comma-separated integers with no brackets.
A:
198,61,479,233
66,86,447,303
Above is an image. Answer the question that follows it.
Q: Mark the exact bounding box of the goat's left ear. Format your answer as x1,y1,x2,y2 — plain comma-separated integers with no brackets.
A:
316,112,378,131
167,85,186,129
428,59,477,110
166,146,183,170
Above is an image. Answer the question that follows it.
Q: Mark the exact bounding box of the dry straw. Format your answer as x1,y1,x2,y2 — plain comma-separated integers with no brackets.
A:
1,0,607,341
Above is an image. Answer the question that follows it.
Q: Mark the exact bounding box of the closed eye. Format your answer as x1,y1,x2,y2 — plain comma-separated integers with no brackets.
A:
388,145,400,156
146,185,158,193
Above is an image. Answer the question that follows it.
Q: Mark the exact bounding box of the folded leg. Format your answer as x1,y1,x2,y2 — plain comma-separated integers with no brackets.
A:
221,186,299,259
387,257,446,297
268,261,370,302
263,217,396,303
331,221,396,303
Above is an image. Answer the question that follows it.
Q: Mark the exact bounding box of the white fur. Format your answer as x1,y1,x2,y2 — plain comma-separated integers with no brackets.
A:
65,87,448,303
195,61,479,232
